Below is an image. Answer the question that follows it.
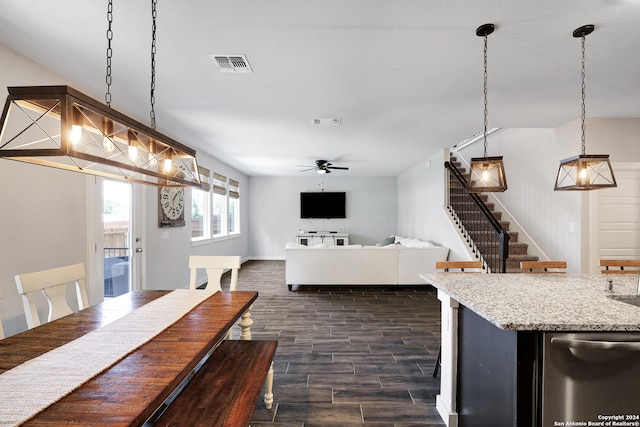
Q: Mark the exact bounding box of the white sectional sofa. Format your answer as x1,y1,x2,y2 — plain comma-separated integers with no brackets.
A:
285,237,449,290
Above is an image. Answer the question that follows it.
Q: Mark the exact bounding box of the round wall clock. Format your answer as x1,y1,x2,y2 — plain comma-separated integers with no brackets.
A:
159,187,186,227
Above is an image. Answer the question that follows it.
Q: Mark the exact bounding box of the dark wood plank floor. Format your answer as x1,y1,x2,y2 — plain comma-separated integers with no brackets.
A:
221,260,445,427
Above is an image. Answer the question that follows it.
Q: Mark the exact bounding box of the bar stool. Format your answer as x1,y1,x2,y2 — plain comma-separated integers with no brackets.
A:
600,259,640,274
432,260,483,378
520,261,567,273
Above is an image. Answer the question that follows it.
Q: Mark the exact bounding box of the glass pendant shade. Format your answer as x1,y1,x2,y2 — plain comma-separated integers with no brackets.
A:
467,155,508,192
0,86,201,187
554,154,616,191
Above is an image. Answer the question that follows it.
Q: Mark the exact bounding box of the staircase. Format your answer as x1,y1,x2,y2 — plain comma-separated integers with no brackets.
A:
448,155,538,273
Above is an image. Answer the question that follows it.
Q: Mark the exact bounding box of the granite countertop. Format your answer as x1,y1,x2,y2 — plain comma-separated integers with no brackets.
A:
420,273,640,331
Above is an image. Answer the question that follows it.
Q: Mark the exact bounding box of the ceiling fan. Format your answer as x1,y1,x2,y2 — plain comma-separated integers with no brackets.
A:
299,160,349,174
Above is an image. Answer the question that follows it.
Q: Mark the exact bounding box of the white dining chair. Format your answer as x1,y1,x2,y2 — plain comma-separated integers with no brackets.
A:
188,255,241,292
0,289,5,339
189,255,243,339
15,263,88,329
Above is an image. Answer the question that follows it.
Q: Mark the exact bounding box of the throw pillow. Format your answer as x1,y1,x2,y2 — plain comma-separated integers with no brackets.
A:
380,235,395,246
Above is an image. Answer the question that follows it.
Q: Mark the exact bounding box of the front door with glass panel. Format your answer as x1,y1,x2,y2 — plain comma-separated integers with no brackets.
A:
103,180,133,297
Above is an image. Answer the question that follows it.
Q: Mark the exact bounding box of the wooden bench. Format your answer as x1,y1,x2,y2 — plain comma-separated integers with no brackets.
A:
154,340,278,427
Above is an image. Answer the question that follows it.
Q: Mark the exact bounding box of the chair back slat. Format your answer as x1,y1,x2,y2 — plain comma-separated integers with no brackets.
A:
188,255,242,339
188,256,241,291
15,263,87,329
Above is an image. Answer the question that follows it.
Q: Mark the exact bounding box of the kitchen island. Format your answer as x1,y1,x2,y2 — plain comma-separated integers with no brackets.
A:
420,273,640,427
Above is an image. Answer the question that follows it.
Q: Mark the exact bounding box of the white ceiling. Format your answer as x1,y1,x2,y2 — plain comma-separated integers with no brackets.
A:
1,0,639,176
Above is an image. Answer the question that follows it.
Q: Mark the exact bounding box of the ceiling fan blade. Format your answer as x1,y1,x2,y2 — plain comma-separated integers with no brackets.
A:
327,166,349,170
298,167,317,172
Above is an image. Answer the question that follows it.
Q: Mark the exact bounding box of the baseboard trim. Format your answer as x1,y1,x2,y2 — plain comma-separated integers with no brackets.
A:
245,256,286,261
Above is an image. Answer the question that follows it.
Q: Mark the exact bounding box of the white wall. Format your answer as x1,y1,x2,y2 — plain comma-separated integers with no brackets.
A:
397,150,471,261
248,176,397,258
144,151,249,290
0,43,89,336
0,161,88,336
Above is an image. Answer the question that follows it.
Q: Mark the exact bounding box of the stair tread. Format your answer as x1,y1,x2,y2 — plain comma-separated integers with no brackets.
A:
449,153,541,272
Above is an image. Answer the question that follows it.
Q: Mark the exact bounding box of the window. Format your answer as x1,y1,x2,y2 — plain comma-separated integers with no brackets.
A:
191,189,210,239
212,172,227,238
228,179,240,235
192,169,240,241
191,166,211,240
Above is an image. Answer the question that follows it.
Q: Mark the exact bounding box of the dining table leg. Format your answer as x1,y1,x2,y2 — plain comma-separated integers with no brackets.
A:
264,361,275,409
239,304,253,340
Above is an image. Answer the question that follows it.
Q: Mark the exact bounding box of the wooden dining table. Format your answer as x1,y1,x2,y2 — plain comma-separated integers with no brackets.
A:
0,289,258,426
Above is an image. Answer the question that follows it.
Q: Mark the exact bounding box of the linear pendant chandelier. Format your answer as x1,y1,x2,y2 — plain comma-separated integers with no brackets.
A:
467,23,507,193
554,25,616,191
0,85,200,187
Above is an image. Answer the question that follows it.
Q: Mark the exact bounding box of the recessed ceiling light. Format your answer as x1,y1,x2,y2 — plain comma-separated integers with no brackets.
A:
312,118,342,125
210,54,253,73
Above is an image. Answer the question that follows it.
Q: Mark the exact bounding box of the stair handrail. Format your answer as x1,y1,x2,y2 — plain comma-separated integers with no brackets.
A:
451,150,552,265
445,160,510,273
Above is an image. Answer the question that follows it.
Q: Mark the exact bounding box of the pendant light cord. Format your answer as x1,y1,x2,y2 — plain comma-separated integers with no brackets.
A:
482,33,489,158
105,0,113,107
580,34,586,156
150,0,157,130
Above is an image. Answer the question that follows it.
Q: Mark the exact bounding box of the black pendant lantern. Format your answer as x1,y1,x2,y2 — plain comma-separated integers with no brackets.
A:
554,25,616,191
468,23,507,193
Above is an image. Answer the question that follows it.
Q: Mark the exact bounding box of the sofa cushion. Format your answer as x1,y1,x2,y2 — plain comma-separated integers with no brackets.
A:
394,236,436,248
286,242,307,249
404,239,435,248
380,235,395,246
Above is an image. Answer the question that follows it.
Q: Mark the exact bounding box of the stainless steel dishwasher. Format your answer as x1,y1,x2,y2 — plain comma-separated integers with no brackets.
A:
542,332,640,426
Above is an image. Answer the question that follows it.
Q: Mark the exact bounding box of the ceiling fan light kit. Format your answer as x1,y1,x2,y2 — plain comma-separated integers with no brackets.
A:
299,159,349,174
554,25,616,191
467,23,508,193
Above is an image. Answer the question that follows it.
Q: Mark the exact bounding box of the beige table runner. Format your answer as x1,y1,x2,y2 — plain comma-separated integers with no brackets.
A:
0,289,217,427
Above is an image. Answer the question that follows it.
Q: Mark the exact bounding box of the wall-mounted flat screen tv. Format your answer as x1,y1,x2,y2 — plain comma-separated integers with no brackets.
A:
300,192,346,219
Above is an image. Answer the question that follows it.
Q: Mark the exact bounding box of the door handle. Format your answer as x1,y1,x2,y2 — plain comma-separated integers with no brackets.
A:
551,337,640,351
135,248,143,253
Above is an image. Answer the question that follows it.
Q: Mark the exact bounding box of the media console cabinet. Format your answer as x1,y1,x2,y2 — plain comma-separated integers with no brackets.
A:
296,231,349,246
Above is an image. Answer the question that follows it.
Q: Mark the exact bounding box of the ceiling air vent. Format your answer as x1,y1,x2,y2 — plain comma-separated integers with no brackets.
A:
210,54,253,73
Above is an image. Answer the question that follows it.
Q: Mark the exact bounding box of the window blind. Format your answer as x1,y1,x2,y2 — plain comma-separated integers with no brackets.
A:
229,179,239,199
213,172,227,195
197,166,211,191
